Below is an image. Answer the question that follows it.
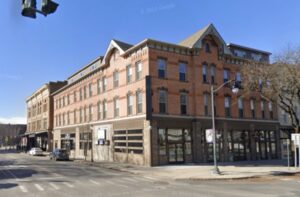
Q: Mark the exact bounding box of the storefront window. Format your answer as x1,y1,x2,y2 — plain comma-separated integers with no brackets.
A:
158,129,166,155
184,129,192,155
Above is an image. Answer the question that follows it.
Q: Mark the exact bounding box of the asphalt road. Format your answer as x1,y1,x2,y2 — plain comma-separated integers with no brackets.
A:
1,150,300,197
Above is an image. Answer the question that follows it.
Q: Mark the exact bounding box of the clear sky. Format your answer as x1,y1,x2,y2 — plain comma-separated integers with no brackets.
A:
1,0,300,124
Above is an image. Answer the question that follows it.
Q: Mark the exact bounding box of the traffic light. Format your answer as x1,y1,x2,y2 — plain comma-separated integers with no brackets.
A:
41,0,59,15
21,0,37,19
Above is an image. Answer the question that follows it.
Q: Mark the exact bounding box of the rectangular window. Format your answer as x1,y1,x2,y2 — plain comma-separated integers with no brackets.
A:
157,58,166,78
158,128,166,155
127,94,133,115
224,69,229,83
236,72,241,83
97,79,101,94
250,99,256,118
180,93,188,115
126,65,132,83
89,105,93,121
202,64,207,83
159,90,167,113
114,98,119,117
73,91,77,103
83,86,87,99
103,101,107,119
113,71,119,88
204,93,209,116
102,77,107,92
261,100,265,119
210,65,216,84
62,96,65,107
84,106,87,122
269,102,273,119
184,129,192,155
225,96,231,117
179,62,186,82
89,83,93,97
136,61,142,80
97,102,101,120
136,91,142,113
114,130,143,154
238,97,244,118
74,110,77,124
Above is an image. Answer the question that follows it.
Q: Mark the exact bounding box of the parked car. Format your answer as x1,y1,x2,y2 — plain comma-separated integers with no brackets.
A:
49,149,69,161
28,147,43,156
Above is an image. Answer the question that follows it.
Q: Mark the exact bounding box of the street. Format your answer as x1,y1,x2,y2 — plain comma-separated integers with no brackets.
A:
1,150,300,197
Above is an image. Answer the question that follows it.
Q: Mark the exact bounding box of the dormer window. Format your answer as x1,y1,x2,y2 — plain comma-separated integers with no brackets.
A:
205,43,210,53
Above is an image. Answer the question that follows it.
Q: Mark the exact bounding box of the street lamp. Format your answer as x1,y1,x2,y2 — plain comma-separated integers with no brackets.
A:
211,79,239,175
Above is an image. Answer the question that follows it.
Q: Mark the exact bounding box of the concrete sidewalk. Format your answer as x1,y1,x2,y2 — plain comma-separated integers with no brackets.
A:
75,159,300,181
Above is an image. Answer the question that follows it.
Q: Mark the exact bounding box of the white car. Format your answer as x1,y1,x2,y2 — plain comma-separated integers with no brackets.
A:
28,147,43,156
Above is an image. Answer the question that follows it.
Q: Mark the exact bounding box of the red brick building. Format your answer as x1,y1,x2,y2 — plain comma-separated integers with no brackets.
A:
52,24,280,166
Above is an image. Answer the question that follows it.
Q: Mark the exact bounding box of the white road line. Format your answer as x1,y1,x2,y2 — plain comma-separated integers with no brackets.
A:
34,184,44,191
122,177,137,183
19,185,28,193
49,183,59,190
63,182,74,188
134,177,153,183
114,179,129,188
144,176,158,181
281,178,291,181
89,179,100,185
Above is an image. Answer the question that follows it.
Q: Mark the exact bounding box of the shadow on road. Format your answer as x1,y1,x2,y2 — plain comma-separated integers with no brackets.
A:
0,169,37,180
0,183,18,190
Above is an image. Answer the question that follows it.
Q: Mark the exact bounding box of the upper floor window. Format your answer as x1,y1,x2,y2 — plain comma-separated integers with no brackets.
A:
97,101,101,120
136,91,142,113
159,90,167,114
136,61,142,80
224,96,231,117
250,99,256,118
89,104,93,121
80,108,83,123
126,65,132,83
67,95,70,105
113,71,119,88
84,106,87,122
210,64,216,84
269,102,273,119
102,77,107,92
158,58,166,78
74,109,77,124
202,63,207,83
180,93,188,115
84,86,87,99
62,97,65,107
67,111,70,125
261,100,265,119
114,98,119,117
204,93,209,116
205,43,210,53
179,62,187,82
103,100,107,119
79,88,83,101
74,91,77,103
97,79,101,94
238,97,244,118
89,83,93,97
127,93,133,115
223,69,230,83
236,72,242,83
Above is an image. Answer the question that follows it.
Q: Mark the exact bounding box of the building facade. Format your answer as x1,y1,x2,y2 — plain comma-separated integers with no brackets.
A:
0,124,26,149
25,82,67,151
52,24,280,166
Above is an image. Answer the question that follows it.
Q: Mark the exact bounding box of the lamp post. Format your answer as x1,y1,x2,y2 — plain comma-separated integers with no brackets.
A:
211,79,239,175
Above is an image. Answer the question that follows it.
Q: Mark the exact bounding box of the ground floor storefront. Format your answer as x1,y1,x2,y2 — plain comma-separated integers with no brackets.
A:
22,130,52,152
52,116,281,166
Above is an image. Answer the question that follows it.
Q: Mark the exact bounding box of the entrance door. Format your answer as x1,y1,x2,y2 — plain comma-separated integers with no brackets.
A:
167,129,184,164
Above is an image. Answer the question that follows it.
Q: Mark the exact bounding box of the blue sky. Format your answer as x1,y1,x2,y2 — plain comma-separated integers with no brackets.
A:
0,0,300,124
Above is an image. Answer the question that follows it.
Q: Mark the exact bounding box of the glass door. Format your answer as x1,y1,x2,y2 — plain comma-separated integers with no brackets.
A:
167,129,184,164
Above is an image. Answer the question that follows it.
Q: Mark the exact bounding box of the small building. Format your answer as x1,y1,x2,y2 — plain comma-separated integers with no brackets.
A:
25,81,67,151
0,124,26,149
52,24,280,166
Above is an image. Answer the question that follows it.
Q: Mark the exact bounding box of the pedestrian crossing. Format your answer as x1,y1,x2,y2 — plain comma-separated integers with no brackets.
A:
15,176,159,193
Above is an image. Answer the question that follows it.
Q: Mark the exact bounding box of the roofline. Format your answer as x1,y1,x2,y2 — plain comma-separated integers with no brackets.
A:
67,56,103,80
227,43,271,55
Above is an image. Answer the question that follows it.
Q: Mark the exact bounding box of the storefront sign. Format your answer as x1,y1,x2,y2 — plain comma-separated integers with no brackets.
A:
291,133,300,146
205,129,214,143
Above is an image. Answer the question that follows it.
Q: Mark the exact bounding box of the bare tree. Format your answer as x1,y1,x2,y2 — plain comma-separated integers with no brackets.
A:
242,46,300,133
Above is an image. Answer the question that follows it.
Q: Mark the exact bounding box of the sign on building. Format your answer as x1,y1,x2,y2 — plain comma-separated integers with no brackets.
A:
205,129,214,143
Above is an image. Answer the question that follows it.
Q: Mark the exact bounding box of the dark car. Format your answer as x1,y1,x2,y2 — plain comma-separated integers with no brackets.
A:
49,149,69,161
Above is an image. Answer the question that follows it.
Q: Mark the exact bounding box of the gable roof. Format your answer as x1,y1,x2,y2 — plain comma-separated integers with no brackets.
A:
178,23,232,55
113,39,133,51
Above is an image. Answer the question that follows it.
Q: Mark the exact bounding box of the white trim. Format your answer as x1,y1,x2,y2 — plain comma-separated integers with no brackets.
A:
54,114,146,130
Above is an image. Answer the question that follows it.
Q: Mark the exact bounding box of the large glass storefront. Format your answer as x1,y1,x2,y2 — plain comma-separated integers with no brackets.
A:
158,128,192,164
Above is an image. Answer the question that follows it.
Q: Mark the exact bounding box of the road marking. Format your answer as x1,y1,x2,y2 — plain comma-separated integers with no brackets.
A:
122,177,137,183
144,176,158,181
34,184,44,191
49,183,59,190
134,177,154,183
281,178,291,181
114,179,129,188
6,169,19,180
89,179,100,185
63,182,74,188
297,181,300,183
19,185,28,193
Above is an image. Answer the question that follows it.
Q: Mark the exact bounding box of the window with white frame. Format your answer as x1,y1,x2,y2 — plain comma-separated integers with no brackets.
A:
179,62,187,81
113,71,119,88
224,96,231,117
136,91,142,113
202,63,207,83
159,90,167,113
238,97,244,118
157,58,166,78
127,93,133,115
126,65,132,83
250,99,256,118
210,64,216,84
136,61,142,80
114,98,119,117
180,93,188,115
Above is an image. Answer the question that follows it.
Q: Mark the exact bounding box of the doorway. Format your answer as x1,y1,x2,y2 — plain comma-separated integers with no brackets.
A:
167,129,184,163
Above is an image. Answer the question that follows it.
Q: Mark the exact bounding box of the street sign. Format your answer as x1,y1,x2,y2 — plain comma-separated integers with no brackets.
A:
65,134,70,139
206,129,214,143
291,134,300,146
